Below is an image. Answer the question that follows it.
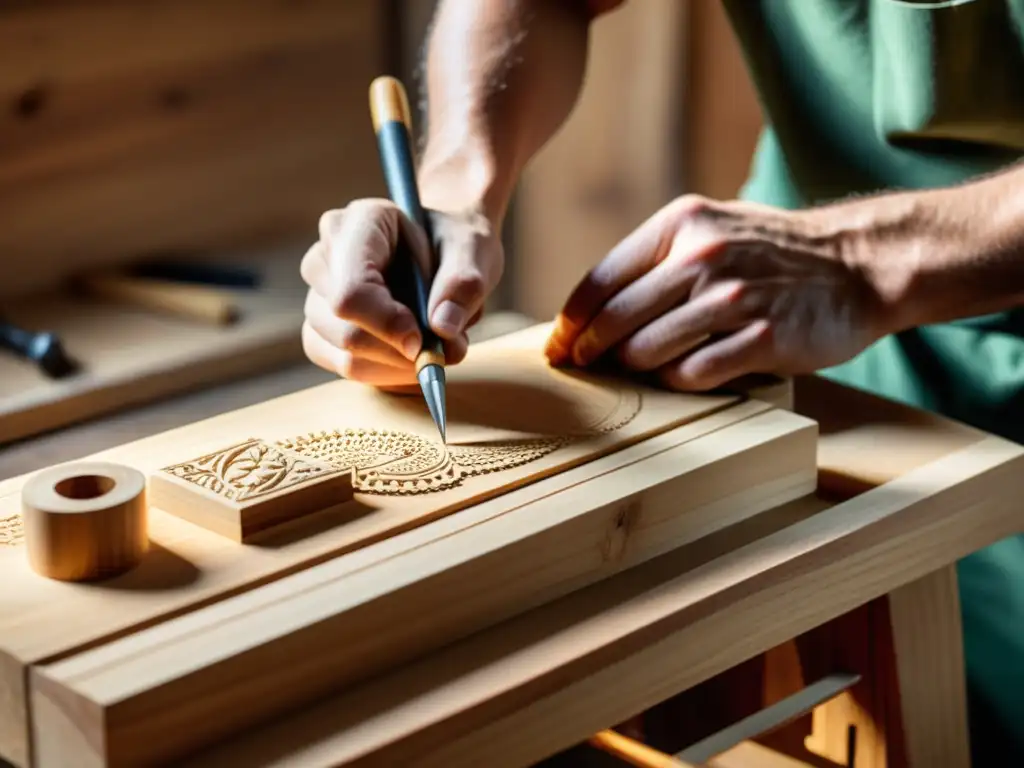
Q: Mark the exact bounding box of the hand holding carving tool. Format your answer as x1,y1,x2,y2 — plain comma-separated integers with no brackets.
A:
0,317,77,379
369,75,447,443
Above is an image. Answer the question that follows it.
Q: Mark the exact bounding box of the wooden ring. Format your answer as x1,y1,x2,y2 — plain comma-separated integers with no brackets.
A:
21,462,149,581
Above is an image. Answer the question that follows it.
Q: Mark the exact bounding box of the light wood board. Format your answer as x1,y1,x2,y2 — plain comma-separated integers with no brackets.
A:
0,246,307,445
29,404,816,766
0,0,384,299
0,323,810,766
182,429,1024,768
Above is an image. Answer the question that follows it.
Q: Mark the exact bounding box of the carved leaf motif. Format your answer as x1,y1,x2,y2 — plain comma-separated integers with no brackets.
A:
160,438,336,502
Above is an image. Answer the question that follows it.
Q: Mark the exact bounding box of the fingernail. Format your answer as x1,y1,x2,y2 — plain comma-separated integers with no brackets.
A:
432,301,468,336
572,329,599,367
544,316,573,364
402,333,421,361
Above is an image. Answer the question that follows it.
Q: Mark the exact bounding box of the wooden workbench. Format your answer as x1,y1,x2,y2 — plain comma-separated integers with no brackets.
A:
2,332,1020,767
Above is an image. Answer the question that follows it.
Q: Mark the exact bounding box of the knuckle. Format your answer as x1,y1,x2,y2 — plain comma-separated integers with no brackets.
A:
752,319,775,343
448,268,488,299
344,198,398,229
331,284,362,317
318,209,345,240
670,194,712,221
618,341,651,371
720,279,748,306
335,323,364,353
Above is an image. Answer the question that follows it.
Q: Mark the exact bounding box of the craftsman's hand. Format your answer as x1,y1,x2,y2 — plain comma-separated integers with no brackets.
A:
544,195,898,391
301,199,504,388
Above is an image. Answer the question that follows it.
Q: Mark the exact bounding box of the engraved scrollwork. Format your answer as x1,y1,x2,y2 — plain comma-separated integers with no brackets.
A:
275,389,643,496
276,429,463,496
0,512,24,547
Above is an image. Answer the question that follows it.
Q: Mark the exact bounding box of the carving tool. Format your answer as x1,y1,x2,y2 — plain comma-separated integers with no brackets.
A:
0,317,77,378
127,259,262,289
78,271,240,326
369,75,447,443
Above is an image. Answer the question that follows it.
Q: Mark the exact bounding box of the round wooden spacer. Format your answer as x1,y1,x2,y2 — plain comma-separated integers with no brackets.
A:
21,461,149,582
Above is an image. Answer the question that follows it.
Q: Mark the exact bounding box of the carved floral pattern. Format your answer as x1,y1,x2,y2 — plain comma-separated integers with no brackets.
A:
160,438,336,502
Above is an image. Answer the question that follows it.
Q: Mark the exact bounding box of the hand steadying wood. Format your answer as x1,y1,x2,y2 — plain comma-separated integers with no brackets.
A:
299,2,1024,760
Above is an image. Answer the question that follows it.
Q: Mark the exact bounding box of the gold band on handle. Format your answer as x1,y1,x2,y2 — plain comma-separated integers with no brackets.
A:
415,348,446,373
369,76,413,133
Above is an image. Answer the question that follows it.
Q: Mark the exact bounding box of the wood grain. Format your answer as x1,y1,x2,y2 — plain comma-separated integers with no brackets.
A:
149,439,355,542
0,323,805,765
25,381,816,764
182,432,1023,767
0,0,384,298
887,565,970,768
682,0,762,199
22,461,149,582
0,246,307,444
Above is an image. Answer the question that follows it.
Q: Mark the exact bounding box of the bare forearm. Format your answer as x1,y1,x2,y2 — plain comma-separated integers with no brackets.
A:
910,163,1024,324
826,162,1024,333
416,0,597,227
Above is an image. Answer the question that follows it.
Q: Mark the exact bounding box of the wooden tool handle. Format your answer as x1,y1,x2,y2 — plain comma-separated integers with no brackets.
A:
588,730,695,768
369,75,413,133
81,273,239,326
22,461,149,581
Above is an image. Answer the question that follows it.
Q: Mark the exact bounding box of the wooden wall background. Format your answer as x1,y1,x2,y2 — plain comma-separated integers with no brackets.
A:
0,0,763,318
0,0,388,299
514,0,763,321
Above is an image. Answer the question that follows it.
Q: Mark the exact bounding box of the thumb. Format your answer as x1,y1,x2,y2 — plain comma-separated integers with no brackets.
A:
426,212,500,340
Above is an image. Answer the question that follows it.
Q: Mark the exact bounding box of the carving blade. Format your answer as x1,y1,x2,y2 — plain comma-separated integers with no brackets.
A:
417,362,447,443
369,75,448,443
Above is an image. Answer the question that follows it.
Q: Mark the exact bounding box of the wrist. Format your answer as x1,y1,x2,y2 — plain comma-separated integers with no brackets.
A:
417,138,512,233
830,191,949,335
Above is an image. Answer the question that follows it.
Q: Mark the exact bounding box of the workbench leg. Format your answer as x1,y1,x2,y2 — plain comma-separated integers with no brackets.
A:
886,564,971,768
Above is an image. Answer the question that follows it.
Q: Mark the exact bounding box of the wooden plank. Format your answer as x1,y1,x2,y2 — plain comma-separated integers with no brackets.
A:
0,0,384,298
181,394,1022,767
708,741,818,768
0,313,532,479
0,324,802,765
0,247,307,445
886,565,971,768
28,405,815,766
793,375,984,498
676,674,860,764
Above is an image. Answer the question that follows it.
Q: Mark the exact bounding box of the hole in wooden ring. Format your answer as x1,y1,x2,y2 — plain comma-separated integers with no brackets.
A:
54,474,116,500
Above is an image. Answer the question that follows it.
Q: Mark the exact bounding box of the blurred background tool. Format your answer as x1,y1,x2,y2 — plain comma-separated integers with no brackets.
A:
126,259,263,289
78,271,241,326
0,317,77,379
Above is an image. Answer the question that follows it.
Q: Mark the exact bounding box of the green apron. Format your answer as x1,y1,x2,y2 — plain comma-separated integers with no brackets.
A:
721,0,1024,761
